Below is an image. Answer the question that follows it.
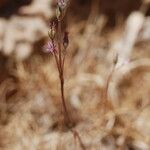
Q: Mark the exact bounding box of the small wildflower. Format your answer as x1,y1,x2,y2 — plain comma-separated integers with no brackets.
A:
43,0,72,127
63,32,69,49
57,0,68,10
44,41,56,54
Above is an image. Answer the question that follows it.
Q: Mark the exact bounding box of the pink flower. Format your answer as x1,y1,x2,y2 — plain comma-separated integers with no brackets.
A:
43,41,56,54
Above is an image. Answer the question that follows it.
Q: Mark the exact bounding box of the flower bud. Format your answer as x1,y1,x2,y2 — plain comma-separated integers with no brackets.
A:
58,0,67,10
113,54,118,65
56,6,63,20
48,21,56,40
63,32,69,49
48,28,56,40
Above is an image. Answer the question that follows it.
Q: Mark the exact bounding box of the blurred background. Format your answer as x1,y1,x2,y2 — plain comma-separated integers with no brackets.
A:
0,0,150,149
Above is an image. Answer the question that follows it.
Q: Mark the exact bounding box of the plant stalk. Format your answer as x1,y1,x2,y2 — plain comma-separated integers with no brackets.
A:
57,19,71,126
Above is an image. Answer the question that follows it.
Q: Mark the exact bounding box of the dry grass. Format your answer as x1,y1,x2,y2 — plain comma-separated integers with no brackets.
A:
0,0,150,150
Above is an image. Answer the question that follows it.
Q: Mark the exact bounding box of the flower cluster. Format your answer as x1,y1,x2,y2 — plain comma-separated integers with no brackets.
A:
44,20,69,55
44,0,69,55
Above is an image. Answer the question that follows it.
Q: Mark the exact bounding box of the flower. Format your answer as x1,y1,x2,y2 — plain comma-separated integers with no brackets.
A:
57,0,68,10
43,41,56,54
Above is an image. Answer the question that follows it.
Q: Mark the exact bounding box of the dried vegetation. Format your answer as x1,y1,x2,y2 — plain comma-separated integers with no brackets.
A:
0,0,150,150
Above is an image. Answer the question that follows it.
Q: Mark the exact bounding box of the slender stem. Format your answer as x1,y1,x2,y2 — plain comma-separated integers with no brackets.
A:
102,66,115,112
54,53,60,73
62,51,66,71
71,129,86,150
60,74,71,124
57,19,71,125
58,20,62,72
51,39,61,73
